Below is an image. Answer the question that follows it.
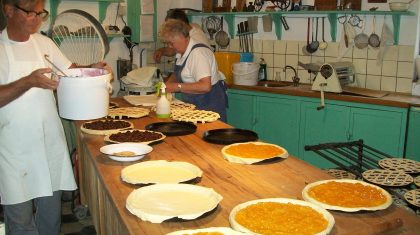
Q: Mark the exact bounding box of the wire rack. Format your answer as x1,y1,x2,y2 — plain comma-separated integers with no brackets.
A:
304,139,393,178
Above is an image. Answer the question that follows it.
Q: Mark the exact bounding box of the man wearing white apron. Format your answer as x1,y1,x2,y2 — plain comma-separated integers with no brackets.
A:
0,1,108,234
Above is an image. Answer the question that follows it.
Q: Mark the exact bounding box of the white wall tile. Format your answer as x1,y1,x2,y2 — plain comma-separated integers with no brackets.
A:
298,69,311,84
324,42,339,57
263,54,274,67
252,39,263,53
397,62,414,78
353,59,367,74
354,74,366,88
382,46,398,61
273,54,286,68
262,40,275,53
398,45,415,62
396,78,413,93
353,47,368,59
286,41,300,55
230,39,240,52
366,59,382,75
274,40,286,54
366,75,381,90
367,47,379,59
382,60,397,77
381,76,397,92
285,55,299,69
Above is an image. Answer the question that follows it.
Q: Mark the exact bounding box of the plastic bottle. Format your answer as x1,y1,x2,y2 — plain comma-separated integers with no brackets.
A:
156,83,171,118
258,58,267,81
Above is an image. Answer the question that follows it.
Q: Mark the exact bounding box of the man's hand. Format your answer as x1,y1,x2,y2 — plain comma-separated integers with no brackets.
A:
25,68,59,90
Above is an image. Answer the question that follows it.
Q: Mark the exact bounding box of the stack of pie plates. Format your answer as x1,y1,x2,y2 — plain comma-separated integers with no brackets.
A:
121,160,203,184
221,142,288,164
104,129,165,144
126,184,222,223
378,158,420,174
166,227,243,235
302,179,393,212
229,198,334,235
362,169,413,187
100,143,152,162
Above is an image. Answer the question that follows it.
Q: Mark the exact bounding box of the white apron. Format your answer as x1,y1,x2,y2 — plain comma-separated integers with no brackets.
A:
0,33,77,205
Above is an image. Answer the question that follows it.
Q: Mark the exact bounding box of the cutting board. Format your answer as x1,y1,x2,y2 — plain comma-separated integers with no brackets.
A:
342,86,389,98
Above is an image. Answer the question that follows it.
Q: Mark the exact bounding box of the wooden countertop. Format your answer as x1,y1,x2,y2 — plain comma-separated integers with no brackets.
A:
229,83,420,108
75,99,420,235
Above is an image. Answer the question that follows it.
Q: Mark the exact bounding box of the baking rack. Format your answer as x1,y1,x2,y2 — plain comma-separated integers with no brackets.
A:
304,139,393,178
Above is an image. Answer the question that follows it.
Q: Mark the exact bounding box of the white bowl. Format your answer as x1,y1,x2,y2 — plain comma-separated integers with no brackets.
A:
100,143,153,162
389,2,409,11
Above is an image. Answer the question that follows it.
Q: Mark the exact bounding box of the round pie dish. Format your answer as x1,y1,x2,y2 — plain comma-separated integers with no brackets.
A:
302,179,393,212
121,160,203,184
126,184,223,223
104,129,166,144
100,143,153,162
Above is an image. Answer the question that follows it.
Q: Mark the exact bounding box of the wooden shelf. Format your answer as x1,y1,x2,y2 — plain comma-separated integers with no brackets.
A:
188,10,415,44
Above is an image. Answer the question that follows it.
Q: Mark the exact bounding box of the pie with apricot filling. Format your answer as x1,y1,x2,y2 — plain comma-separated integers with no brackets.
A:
229,198,334,235
221,142,288,164
302,179,392,212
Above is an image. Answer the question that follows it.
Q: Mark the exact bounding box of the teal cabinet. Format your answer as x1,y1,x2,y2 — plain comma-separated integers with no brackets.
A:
227,90,300,156
255,96,299,155
227,89,408,169
350,107,407,157
227,91,255,130
299,101,350,168
405,107,420,161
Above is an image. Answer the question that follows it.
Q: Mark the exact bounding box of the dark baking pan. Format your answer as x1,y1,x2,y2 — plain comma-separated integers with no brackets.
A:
145,122,196,136
202,128,258,145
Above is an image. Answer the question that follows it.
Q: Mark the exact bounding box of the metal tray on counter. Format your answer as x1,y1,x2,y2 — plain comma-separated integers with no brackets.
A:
145,122,196,136
202,128,258,145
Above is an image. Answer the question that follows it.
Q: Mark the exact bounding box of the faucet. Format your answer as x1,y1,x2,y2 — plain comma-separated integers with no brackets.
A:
283,65,300,87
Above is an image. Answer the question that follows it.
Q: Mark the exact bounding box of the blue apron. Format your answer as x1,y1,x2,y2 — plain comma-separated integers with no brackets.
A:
174,43,228,122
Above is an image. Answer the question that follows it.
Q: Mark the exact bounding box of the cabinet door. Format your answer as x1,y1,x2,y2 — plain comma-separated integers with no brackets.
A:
299,102,350,168
254,96,300,155
350,107,407,157
226,92,255,130
406,107,420,161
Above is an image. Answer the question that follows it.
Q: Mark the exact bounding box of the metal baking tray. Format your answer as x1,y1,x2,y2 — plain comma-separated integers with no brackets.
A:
145,122,196,136
202,128,258,145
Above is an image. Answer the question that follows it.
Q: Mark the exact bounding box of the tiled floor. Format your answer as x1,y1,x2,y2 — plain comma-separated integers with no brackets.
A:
60,192,96,235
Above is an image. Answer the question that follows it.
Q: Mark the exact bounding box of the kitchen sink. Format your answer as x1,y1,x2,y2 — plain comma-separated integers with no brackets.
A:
256,81,292,88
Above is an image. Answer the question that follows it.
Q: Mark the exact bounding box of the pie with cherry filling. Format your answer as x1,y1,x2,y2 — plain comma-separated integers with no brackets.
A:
221,142,288,164
81,119,133,135
302,179,392,212
104,129,165,144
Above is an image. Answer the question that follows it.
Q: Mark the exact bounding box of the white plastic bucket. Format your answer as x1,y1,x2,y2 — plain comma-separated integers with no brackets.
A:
57,68,112,120
232,62,259,86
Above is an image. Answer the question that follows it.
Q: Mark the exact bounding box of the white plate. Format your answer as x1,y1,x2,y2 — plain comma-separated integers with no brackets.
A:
121,160,203,184
166,227,244,235
100,143,153,162
126,184,223,223
229,198,334,235
222,142,288,164
302,179,393,212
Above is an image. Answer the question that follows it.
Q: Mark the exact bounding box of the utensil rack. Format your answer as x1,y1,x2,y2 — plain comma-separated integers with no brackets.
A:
304,139,393,178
